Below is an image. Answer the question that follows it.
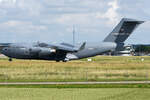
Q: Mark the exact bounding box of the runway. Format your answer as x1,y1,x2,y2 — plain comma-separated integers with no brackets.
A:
0,81,150,85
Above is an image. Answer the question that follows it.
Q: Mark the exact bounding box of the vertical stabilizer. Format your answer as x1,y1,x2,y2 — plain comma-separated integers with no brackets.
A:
103,18,144,43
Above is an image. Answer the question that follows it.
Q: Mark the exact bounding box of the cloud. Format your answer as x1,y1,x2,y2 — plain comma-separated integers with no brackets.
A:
0,0,16,8
0,0,16,4
0,0,148,43
17,0,43,16
0,0,43,17
105,0,120,24
0,20,47,35
96,0,120,25
55,13,93,25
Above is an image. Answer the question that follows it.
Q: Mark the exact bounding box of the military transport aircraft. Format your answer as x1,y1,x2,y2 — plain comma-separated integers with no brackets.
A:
0,18,144,62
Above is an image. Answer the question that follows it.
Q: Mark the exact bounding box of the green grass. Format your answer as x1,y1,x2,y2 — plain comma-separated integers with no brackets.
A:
1,84,150,88
0,56,150,82
0,88,150,100
1,56,150,100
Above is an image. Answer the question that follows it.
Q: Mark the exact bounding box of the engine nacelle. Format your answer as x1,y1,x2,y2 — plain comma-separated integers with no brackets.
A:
29,47,41,54
38,48,56,57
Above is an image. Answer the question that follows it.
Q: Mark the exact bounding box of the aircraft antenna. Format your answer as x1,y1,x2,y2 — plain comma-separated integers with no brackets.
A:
73,25,75,46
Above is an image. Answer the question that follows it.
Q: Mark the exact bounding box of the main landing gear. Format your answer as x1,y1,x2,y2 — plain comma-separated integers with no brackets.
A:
56,60,67,62
62,60,67,62
56,59,69,62
56,60,60,62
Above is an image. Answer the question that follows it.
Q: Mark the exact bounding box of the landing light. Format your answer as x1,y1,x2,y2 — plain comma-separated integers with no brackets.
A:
87,58,92,62
50,49,56,53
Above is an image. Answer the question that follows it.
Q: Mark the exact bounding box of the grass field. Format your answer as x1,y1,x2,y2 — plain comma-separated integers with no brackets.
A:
0,56,150,100
0,56,150,82
0,88,150,100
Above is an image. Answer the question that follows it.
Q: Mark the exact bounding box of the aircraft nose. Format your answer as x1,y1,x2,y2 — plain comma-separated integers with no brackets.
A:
1,47,9,55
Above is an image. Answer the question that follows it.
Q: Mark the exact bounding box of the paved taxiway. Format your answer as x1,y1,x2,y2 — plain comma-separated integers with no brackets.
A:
0,81,150,85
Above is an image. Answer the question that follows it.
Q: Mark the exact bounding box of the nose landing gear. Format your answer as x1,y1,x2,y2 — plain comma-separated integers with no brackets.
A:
9,58,12,62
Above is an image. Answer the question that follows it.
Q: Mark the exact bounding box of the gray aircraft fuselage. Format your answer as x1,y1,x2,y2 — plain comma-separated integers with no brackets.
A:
1,42,116,61
71,42,116,59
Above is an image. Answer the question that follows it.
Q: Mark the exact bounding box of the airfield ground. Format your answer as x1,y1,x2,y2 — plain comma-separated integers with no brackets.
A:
0,56,150,100
0,56,150,82
0,88,150,100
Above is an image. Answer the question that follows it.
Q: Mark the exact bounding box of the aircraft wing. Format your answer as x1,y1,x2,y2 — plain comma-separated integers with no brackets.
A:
47,42,86,53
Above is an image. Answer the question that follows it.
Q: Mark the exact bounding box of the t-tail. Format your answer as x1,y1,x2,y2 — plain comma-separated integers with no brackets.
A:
103,18,144,50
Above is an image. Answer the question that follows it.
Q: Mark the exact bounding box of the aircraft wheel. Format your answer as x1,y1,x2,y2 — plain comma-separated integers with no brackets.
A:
62,60,67,62
62,58,69,62
56,60,60,62
9,58,12,62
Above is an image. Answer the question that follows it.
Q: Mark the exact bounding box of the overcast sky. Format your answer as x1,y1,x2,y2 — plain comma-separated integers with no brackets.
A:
0,0,149,44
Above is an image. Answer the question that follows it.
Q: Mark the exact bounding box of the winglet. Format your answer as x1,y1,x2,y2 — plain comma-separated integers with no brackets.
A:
79,42,86,51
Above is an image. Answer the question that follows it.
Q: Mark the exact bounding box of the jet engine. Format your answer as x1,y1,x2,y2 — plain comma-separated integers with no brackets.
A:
38,48,56,57
29,48,41,54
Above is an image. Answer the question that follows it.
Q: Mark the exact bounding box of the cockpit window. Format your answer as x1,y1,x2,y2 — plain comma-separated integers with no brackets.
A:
29,48,32,52
4,48,8,51
39,43,48,47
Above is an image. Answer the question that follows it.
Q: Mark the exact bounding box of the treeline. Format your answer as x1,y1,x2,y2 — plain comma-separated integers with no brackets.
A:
135,45,150,53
